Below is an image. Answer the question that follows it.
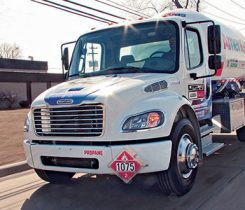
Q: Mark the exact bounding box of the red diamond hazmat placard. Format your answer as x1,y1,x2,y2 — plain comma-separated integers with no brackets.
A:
109,149,143,183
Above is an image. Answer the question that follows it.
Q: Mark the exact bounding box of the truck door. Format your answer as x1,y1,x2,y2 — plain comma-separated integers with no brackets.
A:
184,27,212,121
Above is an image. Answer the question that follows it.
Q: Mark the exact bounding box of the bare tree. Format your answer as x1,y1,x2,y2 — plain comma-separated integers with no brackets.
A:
0,43,22,59
121,0,169,17
120,0,203,17
173,0,201,11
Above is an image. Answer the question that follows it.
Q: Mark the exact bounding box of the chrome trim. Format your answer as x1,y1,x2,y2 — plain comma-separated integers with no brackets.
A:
57,98,74,105
177,134,199,179
33,104,104,137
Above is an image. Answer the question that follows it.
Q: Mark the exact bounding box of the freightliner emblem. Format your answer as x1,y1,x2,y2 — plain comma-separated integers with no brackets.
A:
57,98,74,105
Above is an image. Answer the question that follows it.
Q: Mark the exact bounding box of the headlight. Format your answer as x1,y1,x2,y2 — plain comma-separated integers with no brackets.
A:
24,111,31,132
122,111,164,132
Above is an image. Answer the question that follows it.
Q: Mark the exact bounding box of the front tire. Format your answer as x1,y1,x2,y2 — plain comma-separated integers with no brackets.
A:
35,169,75,184
158,119,199,196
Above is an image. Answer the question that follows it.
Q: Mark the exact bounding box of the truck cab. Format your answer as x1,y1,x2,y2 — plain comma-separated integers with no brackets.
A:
23,10,245,196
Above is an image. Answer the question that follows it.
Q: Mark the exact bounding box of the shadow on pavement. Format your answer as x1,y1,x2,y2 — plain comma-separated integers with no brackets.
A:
21,173,167,210
21,135,245,210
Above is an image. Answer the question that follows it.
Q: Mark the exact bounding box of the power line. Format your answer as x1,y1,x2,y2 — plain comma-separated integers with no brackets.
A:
41,0,117,23
230,0,245,10
94,0,149,18
205,1,245,23
104,0,149,17
62,0,127,20
34,0,148,25
204,11,245,26
31,0,111,24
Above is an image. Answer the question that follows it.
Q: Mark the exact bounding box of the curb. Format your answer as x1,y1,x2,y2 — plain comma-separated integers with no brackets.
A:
0,161,31,178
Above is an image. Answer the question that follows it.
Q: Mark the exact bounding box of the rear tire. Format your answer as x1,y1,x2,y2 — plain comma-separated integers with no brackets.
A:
35,169,75,184
158,119,199,196
237,126,245,142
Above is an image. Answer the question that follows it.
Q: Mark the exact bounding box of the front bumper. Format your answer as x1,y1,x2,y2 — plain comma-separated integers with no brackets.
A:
23,139,172,174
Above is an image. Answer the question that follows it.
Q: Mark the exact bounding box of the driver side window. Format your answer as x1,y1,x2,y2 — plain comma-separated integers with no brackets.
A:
184,28,203,70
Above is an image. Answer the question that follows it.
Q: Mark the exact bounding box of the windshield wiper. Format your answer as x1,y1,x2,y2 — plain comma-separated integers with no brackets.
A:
69,73,80,77
69,72,91,78
68,72,92,79
70,67,141,78
103,66,168,74
70,66,163,79
102,66,143,73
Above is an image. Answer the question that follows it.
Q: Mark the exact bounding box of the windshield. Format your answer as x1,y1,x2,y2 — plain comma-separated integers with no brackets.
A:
69,21,179,78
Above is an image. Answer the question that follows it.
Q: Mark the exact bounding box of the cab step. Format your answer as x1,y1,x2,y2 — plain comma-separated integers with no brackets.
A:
201,135,224,156
200,125,214,137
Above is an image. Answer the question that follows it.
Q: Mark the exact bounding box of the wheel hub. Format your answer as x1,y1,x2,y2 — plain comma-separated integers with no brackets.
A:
186,143,199,169
177,134,199,178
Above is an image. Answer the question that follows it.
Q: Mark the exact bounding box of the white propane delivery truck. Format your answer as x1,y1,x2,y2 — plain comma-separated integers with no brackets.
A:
23,10,245,196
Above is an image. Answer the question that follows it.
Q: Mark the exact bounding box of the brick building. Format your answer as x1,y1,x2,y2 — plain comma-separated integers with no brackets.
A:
0,58,64,109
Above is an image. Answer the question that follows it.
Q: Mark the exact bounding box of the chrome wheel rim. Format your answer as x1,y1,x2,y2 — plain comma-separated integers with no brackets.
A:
177,134,199,179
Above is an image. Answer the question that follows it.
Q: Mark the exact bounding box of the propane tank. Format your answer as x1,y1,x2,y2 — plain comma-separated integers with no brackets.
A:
215,23,245,81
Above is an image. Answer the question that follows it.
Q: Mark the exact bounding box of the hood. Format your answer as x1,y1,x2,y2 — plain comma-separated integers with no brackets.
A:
32,73,179,107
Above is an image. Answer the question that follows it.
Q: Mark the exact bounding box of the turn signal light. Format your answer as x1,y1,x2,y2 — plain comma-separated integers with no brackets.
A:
147,112,161,128
122,111,164,132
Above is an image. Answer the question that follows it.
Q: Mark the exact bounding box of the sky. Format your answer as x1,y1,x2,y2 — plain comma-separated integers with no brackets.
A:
202,0,245,31
0,0,105,72
1,0,245,73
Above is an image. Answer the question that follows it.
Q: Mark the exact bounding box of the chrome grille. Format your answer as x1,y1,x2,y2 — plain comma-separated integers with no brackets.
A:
33,105,103,137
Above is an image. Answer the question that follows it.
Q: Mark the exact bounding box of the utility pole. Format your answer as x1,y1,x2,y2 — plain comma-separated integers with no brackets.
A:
88,44,98,72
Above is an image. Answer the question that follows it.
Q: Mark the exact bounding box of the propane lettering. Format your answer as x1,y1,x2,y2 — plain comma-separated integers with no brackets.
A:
84,150,103,156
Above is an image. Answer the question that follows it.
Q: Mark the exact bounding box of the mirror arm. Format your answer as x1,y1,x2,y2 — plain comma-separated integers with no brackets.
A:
190,69,217,80
183,20,219,80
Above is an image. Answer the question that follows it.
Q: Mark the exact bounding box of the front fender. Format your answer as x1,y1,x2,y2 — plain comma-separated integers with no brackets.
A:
111,90,193,140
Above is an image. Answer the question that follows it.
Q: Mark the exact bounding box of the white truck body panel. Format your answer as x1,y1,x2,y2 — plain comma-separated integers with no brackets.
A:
162,10,245,80
28,73,188,142
24,139,172,174
219,24,245,80
23,9,245,193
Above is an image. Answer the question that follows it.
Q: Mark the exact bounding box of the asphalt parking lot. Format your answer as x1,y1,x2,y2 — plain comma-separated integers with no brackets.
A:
1,133,245,210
